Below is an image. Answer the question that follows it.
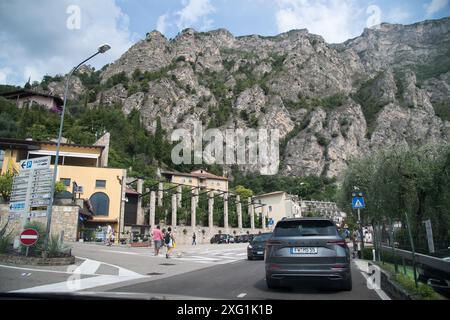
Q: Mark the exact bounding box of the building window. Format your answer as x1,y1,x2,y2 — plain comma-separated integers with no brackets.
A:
95,180,106,188
269,206,272,212
189,178,192,183
89,192,109,216
60,178,71,187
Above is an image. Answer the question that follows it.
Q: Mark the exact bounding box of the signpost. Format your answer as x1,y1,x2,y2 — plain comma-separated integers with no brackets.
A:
352,192,365,255
8,156,52,229
423,220,435,254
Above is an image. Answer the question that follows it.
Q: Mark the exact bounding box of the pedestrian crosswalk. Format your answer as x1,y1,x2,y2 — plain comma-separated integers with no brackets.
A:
174,247,248,264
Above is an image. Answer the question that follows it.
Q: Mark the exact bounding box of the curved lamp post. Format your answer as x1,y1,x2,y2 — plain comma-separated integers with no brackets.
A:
44,44,111,251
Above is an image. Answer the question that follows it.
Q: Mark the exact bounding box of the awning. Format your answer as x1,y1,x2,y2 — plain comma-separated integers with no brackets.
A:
85,218,118,223
28,150,99,159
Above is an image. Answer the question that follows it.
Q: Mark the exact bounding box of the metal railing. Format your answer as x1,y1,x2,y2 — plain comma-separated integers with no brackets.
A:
380,245,450,274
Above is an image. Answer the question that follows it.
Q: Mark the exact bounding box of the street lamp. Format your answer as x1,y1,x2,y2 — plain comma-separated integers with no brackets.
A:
44,44,111,251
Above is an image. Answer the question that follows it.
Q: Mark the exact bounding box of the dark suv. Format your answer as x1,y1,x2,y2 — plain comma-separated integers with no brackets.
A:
265,218,352,291
247,232,272,260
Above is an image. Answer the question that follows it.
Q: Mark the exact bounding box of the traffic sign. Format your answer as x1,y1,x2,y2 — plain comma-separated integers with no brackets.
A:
268,218,274,226
352,197,365,209
9,202,26,212
20,228,39,246
19,156,50,171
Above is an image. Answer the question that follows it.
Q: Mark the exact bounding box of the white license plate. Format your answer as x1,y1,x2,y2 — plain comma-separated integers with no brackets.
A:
257,251,263,255
290,247,318,254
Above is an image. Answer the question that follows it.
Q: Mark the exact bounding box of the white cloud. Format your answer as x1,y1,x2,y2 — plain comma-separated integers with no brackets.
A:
156,13,170,34
386,7,411,23
424,0,449,17
176,0,216,30
275,0,364,43
0,67,12,84
0,0,135,86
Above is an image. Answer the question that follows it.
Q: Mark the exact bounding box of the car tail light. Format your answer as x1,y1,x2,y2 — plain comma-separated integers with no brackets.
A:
268,264,281,270
266,240,282,247
327,240,348,248
331,264,347,271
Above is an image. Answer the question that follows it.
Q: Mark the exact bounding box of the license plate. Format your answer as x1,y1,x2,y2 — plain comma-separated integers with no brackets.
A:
257,251,263,255
290,247,318,254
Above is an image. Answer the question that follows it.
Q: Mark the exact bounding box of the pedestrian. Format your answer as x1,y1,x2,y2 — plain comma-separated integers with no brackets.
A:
192,232,197,245
106,224,113,246
151,225,164,256
164,227,175,259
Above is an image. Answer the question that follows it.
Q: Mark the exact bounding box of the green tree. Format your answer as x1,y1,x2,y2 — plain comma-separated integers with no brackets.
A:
0,172,13,201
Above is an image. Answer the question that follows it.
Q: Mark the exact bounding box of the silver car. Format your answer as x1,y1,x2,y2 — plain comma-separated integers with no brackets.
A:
265,217,352,291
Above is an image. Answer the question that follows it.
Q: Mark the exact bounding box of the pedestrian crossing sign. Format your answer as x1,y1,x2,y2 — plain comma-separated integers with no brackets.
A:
352,197,365,209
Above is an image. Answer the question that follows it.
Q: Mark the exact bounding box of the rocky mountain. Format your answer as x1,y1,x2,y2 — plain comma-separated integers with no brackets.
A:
42,18,450,180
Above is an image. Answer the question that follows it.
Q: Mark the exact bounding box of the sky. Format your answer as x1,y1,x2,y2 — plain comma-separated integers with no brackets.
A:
0,0,449,86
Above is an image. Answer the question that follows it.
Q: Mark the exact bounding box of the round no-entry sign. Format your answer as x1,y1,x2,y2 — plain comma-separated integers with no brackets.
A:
20,228,39,246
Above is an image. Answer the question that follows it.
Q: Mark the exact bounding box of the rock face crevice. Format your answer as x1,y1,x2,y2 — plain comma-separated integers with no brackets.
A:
40,19,450,179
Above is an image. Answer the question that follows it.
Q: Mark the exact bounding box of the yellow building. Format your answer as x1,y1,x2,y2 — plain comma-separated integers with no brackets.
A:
161,169,229,192
0,136,127,237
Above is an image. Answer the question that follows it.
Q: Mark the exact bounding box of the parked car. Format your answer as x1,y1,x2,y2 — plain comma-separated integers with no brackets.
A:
247,232,273,260
210,234,234,244
265,217,352,291
210,234,222,244
418,248,450,298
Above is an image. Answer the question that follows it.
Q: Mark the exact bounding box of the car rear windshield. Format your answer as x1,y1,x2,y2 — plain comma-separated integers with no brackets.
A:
253,233,272,242
274,220,338,237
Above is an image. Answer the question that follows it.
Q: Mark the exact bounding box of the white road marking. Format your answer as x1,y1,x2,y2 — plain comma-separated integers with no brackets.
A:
10,275,144,293
353,260,391,300
237,293,247,298
74,259,101,275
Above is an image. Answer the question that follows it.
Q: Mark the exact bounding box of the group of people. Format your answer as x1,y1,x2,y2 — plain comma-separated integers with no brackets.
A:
151,226,198,258
104,224,199,258
151,226,177,259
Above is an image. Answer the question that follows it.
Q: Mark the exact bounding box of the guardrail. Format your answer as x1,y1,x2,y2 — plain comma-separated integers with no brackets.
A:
380,245,450,274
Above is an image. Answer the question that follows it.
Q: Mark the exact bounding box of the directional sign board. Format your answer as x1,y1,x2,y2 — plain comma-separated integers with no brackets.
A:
19,157,50,171
352,197,365,209
20,228,39,246
8,156,53,221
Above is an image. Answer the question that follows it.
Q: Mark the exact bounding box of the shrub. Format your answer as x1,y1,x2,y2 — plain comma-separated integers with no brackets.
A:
0,219,13,254
47,234,71,258
315,133,329,147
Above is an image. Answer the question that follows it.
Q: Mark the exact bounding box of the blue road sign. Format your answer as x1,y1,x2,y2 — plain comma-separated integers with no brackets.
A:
352,197,365,209
268,218,274,226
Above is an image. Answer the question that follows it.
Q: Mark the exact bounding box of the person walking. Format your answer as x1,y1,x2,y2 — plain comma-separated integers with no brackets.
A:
106,224,113,246
192,232,197,245
151,225,164,256
164,227,175,259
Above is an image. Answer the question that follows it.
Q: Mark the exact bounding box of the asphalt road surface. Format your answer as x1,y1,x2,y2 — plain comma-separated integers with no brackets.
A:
110,258,382,300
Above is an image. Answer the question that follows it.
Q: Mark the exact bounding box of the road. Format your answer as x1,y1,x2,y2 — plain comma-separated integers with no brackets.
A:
0,242,386,300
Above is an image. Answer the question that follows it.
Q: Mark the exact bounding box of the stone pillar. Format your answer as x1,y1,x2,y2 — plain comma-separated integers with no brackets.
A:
262,205,266,230
177,186,182,208
136,179,144,225
236,195,242,230
158,182,163,206
208,191,214,228
223,193,229,231
191,188,197,228
248,197,255,231
149,191,156,228
171,193,177,226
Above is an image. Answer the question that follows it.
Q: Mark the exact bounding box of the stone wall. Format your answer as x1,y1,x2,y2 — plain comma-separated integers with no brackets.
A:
154,225,264,246
0,204,79,243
